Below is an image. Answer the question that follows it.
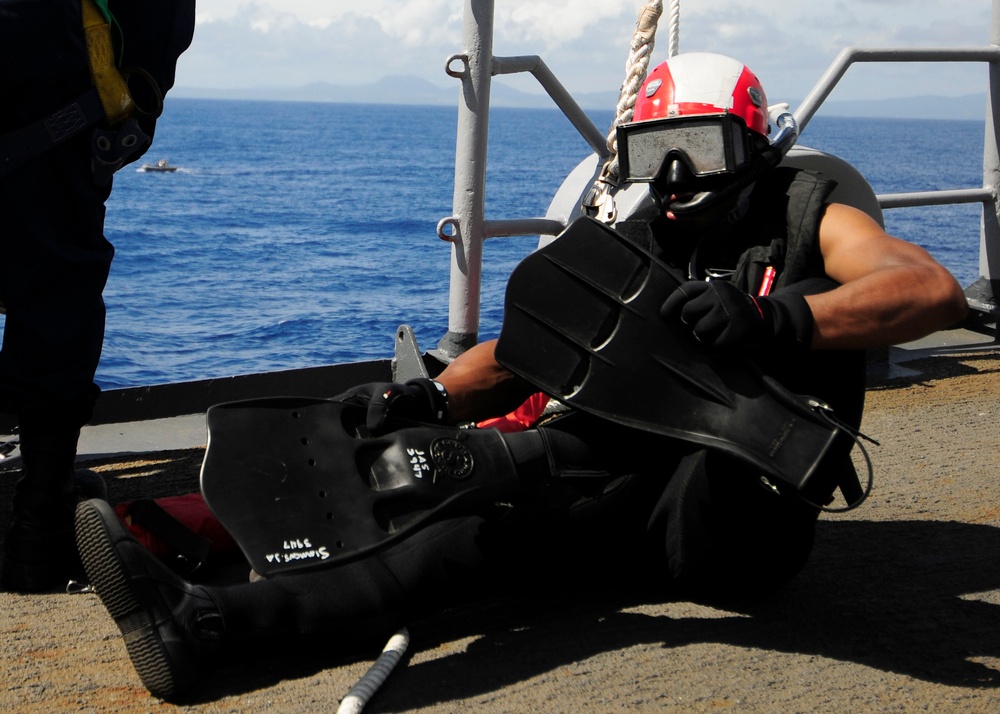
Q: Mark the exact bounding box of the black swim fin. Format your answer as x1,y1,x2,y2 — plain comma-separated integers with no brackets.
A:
495,216,847,504
200,397,523,576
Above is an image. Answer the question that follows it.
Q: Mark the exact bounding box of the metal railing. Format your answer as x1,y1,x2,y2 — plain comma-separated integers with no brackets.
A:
433,0,608,359
794,15,1000,320
435,0,1000,359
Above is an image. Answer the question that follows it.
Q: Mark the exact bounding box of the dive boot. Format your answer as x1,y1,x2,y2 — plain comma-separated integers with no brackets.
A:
2,467,109,592
75,498,224,701
2,414,89,592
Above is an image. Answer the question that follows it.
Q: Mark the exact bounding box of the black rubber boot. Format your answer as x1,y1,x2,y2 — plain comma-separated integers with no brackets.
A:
75,498,224,701
1,413,83,592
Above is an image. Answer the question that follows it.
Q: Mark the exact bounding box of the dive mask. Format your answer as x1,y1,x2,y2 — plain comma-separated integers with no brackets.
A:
616,113,753,183
616,111,799,216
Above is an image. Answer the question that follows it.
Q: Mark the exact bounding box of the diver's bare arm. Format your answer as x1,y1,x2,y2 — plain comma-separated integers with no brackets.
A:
806,203,969,349
436,339,537,423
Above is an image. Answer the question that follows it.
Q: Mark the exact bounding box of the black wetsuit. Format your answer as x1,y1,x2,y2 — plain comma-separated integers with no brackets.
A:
206,168,866,647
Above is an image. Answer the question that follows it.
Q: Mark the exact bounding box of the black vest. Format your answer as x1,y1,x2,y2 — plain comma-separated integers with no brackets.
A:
614,167,837,291
730,167,838,293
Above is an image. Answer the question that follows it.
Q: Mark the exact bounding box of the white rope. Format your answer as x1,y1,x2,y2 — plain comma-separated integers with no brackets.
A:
583,0,665,221
605,0,664,165
336,628,411,714
667,0,680,58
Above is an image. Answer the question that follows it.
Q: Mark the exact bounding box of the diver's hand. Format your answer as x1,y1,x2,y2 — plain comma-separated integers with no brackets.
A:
660,280,813,349
335,378,449,433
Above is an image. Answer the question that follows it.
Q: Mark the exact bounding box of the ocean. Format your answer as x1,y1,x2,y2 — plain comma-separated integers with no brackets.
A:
8,100,990,389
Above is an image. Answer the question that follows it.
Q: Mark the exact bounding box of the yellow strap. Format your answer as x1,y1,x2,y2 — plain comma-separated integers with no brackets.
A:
81,0,133,124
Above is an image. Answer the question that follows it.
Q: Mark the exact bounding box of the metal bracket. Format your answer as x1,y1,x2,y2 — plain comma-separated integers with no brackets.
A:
392,325,431,381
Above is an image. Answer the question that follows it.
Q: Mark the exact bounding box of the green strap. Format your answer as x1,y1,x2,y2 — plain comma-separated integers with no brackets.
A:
91,0,111,21
90,0,124,65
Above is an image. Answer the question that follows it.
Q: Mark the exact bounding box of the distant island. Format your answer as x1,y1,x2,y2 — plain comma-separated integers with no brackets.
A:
169,75,989,121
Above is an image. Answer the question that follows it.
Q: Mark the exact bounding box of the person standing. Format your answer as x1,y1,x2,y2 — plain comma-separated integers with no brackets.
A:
0,0,195,592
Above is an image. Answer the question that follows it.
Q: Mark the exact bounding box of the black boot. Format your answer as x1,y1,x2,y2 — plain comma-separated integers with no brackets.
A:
75,498,224,700
2,413,83,592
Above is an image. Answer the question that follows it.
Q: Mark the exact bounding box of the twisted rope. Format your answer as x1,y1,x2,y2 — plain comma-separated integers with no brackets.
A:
605,0,663,175
667,0,680,58
583,0,666,221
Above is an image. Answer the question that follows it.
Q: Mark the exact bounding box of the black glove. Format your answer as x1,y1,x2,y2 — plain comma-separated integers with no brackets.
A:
334,378,449,434
660,280,814,349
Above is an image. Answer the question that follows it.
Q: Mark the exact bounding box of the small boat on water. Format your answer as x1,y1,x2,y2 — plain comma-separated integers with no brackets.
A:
137,158,179,173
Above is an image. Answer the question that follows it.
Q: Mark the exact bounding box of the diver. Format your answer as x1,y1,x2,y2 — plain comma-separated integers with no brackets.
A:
0,0,195,592
73,53,969,700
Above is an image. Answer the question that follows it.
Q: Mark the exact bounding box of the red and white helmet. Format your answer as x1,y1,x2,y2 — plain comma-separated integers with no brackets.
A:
613,52,798,217
632,53,769,137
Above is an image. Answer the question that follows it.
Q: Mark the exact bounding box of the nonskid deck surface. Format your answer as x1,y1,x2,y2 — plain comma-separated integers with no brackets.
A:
1,340,999,712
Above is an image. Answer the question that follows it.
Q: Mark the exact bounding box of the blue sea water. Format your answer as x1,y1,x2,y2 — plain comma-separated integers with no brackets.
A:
10,100,990,389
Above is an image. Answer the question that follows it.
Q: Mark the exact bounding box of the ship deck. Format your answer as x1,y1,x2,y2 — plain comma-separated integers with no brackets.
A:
2,329,999,712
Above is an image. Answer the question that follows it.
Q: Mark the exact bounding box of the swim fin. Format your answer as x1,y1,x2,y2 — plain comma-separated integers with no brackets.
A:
200,397,523,576
495,216,848,504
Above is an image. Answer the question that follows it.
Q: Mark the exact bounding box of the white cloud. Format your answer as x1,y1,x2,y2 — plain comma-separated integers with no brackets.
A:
176,0,993,102
497,1,636,44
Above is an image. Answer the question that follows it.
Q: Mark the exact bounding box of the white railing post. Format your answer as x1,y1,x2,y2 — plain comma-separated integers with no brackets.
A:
435,0,495,360
968,0,1000,319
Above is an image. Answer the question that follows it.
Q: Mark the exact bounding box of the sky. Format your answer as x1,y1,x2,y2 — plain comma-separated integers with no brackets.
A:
176,0,994,106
